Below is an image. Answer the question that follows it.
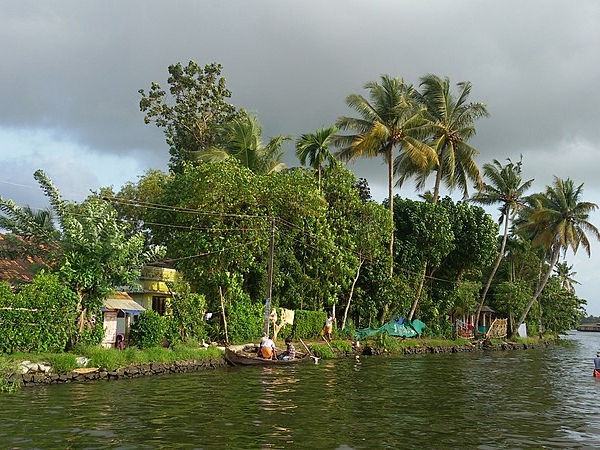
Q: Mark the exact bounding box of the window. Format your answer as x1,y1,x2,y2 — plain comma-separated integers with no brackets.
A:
152,296,167,316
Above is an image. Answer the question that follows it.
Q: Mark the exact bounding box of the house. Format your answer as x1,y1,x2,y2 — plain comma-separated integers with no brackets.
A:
100,291,145,349
450,305,500,339
124,264,177,316
0,233,44,286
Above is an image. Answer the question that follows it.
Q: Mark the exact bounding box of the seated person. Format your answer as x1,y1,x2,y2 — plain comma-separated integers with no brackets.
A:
280,338,296,360
260,335,277,360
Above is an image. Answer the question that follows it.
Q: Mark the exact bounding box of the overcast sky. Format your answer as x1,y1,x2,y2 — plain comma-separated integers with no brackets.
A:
2,1,600,315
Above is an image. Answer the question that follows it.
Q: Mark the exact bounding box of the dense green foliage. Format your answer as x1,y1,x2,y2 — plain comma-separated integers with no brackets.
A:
139,61,241,173
292,310,327,339
0,63,595,356
130,310,166,349
0,274,77,353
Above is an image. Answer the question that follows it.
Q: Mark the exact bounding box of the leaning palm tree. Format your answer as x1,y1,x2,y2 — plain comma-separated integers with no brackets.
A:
395,74,489,203
334,75,436,276
296,125,338,191
192,111,290,174
514,177,600,333
470,157,534,332
398,75,488,321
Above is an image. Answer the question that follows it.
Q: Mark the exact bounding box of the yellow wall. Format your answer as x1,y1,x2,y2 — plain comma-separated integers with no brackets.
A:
127,266,177,312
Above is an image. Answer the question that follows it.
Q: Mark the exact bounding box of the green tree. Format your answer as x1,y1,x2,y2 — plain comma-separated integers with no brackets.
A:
553,261,579,293
320,165,392,329
539,277,582,334
0,170,165,346
396,75,489,203
101,169,169,244
392,198,454,320
335,75,436,276
470,157,534,329
296,125,339,191
139,61,241,173
515,177,600,333
196,111,289,174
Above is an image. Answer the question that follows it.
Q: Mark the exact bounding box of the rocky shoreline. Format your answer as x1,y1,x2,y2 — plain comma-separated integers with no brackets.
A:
9,338,555,388
11,358,228,388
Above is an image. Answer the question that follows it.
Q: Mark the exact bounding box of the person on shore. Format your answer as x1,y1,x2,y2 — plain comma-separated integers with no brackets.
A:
324,314,334,341
594,351,600,376
260,335,277,360
280,338,296,360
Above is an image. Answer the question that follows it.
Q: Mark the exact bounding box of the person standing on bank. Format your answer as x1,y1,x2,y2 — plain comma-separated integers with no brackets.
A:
324,314,334,341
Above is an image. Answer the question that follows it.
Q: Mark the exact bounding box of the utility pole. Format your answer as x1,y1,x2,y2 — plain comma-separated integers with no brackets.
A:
263,218,275,337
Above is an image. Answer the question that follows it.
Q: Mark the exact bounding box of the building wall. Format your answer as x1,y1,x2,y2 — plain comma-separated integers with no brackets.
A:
102,310,118,349
127,266,177,314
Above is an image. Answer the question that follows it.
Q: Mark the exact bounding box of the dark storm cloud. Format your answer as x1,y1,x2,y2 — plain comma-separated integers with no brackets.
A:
1,0,600,310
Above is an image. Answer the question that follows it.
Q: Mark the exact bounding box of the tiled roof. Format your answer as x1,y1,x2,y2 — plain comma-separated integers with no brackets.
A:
0,234,40,284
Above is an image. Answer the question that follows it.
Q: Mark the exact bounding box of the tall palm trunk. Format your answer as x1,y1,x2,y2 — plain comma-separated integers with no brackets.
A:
514,245,560,335
387,144,394,277
408,260,427,321
475,213,509,333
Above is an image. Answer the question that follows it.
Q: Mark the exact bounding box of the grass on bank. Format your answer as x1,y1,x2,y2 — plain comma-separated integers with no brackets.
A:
0,333,561,393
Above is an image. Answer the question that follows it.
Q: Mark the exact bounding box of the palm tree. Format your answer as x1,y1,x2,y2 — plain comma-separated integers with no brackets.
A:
515,177,600,333
334,75,436,276
397,75,488,321
470,157,534,332
295,125,338,191
553,261,579,293
192,111,290,174
395,74,489,203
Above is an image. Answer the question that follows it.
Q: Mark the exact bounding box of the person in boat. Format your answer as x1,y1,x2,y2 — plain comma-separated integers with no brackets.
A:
259,335,277,360
279,338,296,360
594,351,600,373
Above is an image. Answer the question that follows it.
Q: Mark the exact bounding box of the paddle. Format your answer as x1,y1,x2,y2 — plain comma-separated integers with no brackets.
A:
321,335,335,353
299,338,320,363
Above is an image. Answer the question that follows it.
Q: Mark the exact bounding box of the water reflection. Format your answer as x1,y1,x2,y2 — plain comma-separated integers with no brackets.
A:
1,333,600,448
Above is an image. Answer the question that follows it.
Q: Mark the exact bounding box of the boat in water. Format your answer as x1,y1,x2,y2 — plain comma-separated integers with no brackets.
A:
225,344,310,366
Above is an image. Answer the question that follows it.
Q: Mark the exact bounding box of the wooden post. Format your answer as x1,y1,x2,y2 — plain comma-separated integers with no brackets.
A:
219,286,228,344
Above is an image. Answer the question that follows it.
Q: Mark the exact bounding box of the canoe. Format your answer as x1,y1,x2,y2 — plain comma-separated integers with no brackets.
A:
594,369,600,377
225,345,310,366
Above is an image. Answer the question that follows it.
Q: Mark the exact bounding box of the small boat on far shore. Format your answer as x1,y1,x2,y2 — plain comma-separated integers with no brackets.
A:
225,345,310,366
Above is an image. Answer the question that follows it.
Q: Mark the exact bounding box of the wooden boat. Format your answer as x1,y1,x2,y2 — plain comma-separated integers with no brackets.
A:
225,345,310,366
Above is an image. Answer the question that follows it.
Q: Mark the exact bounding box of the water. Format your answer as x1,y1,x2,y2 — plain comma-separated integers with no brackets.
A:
1,332,600,449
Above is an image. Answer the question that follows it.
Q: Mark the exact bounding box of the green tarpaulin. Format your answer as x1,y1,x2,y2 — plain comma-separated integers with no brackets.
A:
355,319,426,339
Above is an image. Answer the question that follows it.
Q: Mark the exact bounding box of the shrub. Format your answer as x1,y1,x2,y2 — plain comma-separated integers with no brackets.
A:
330,340,352,353
0,273,78,353
48,353,78,373
292,310,327,339
83,347,127,371
130,310,166,349
226,292,263,344
310,344,335,359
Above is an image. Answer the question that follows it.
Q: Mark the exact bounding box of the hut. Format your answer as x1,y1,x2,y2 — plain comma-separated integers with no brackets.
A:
101,292,145,348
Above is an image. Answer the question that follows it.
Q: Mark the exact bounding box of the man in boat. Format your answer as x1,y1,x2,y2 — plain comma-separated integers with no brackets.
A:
280,338,296,360
594,351,600,376
260,335,277,360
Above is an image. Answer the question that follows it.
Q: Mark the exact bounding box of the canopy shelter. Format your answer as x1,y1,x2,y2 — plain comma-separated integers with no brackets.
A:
354,318,426,340
101,293,145,348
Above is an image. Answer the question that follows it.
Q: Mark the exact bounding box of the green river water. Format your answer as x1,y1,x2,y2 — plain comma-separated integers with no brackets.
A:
1,332,599,449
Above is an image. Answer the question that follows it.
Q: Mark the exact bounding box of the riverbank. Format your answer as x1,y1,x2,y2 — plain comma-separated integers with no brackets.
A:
2,335,560,391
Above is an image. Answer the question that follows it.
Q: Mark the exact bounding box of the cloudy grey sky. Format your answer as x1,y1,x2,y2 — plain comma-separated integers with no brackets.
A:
2,1,600,314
